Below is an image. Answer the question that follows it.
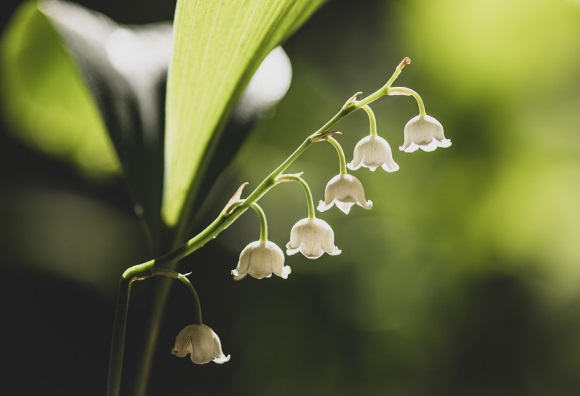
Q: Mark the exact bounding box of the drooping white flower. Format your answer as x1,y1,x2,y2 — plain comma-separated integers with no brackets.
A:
400,115,451,153
286,218,341,259
348,135,399,172
172,324,230,365
231,240,291,280
317,174,373,214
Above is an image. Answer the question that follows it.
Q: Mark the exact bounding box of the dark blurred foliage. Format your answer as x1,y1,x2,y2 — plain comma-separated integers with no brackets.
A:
3,0,580,395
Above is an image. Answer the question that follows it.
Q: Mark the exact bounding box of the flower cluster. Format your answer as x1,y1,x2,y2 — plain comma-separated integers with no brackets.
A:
226,89,451,283
171,57,451,366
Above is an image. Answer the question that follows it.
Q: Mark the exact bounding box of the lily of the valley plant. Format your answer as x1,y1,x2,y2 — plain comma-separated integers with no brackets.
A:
109,56,451,393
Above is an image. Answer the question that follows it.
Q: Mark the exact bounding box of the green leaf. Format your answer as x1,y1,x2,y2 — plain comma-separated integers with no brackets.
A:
0,0,119,179
162,0,325,227
39,0,172,244
1,0,173,244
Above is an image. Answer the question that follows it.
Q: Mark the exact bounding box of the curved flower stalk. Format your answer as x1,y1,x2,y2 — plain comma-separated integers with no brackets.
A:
348,135,399,172
286,217,341,259
232,240,291,280
172,324,230,364
317,173,373,214
400,114,451,153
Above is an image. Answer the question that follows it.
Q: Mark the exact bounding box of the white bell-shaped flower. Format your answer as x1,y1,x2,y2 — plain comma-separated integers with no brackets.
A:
286,218,341,259
172,324,230,365
317,174,373,214
231,240,291,280
400,114,451,153
348,135,399,172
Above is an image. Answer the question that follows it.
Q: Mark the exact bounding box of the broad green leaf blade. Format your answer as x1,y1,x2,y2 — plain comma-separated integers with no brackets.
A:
0,0,119,179
2,0,173,244
162,0,325,227
179,46,293,236
39,0,172,244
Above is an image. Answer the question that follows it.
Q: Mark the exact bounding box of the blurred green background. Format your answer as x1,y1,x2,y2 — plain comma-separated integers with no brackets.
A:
2,0,580,395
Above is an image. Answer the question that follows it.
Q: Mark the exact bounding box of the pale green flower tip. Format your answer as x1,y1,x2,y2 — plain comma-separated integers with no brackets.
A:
317,200,331,212
336,201,355,214
280,265,292,279
213,354,231,364
346,161,361,171
285,246,300,256
381,162,400,172
231,268,247,281
326,246,342,256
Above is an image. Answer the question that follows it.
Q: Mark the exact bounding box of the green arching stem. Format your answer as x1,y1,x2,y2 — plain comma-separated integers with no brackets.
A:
252,203,268,243
361,105,378,137
110,58,414,396
109,140,314,396
122,259,155,280
107,262,155,396
108,141,315,396
121,131,335,274
277,174,316,219
120,58,412,274
177,275,203,324
248,202,268,242
299,176,316,219
127,266,204,324
384,57,409,90
106,266,202,396
388,86,426,116
326,137,347,175
106,277,133,396
351,56,410,109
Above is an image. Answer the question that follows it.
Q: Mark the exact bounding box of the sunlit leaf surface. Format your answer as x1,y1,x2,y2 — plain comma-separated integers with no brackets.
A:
0,1,119,178
162,0,324,227
1,0,173,242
